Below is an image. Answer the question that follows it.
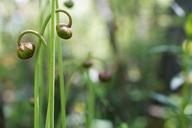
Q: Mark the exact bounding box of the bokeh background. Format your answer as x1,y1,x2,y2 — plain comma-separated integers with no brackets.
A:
0,0,192,128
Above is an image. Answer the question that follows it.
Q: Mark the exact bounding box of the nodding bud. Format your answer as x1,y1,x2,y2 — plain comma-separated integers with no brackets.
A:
56,24,72,39
64,0,74,8
98,71,112,82
82,60,93,69
17,42,35,59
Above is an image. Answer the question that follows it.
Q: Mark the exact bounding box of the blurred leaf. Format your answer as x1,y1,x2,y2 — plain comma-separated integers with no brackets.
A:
150,92,179,111
182,40,192,55
185,13,192,37
150,45,181,54
118,122,129,128
164,118,178,128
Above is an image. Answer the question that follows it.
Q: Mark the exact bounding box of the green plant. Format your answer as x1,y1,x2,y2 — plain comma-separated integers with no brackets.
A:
55,1,67,128
45,6,73,128
16,5,73,128
16,29,47,128
179,40,192,128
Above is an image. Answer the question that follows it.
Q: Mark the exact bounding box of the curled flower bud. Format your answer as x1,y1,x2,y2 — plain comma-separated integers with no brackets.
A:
56,24,72,39
55,9,73,40
17,42,35,59
64,0,74,8
16,30,47,60
98,71,112,82
82,60,93,69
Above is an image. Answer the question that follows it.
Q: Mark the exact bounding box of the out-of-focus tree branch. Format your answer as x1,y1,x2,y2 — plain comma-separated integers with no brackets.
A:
94,0,119,56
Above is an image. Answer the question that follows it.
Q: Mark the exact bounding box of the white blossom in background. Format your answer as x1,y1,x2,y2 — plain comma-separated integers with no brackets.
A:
170,71,192,91
89,68,99,83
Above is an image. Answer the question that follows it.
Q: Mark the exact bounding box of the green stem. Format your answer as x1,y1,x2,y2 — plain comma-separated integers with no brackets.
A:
85,71,95,128
45,0,56,127
34,62,40,128
181,53,190,108
38,2,44,128
34,4,53,128
55,9,72,27
34,47,44,128
180,53,190,127
34,1,49,128
37,49,43,128
17,30,47,46
56,1,66,128
56,114,62,128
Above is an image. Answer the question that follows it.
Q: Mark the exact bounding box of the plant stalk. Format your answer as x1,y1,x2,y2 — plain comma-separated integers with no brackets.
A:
85,71,95,128
56,0,66,128
45,0,56,127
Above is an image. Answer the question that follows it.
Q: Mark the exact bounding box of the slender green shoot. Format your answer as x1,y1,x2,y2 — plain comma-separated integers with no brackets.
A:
85,71,95,128
56,0,67,128
45,0,56,127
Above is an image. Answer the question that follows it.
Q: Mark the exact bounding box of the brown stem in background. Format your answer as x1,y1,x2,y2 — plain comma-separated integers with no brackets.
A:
94,0,119,56
94,0,126,87
94,0,129,124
